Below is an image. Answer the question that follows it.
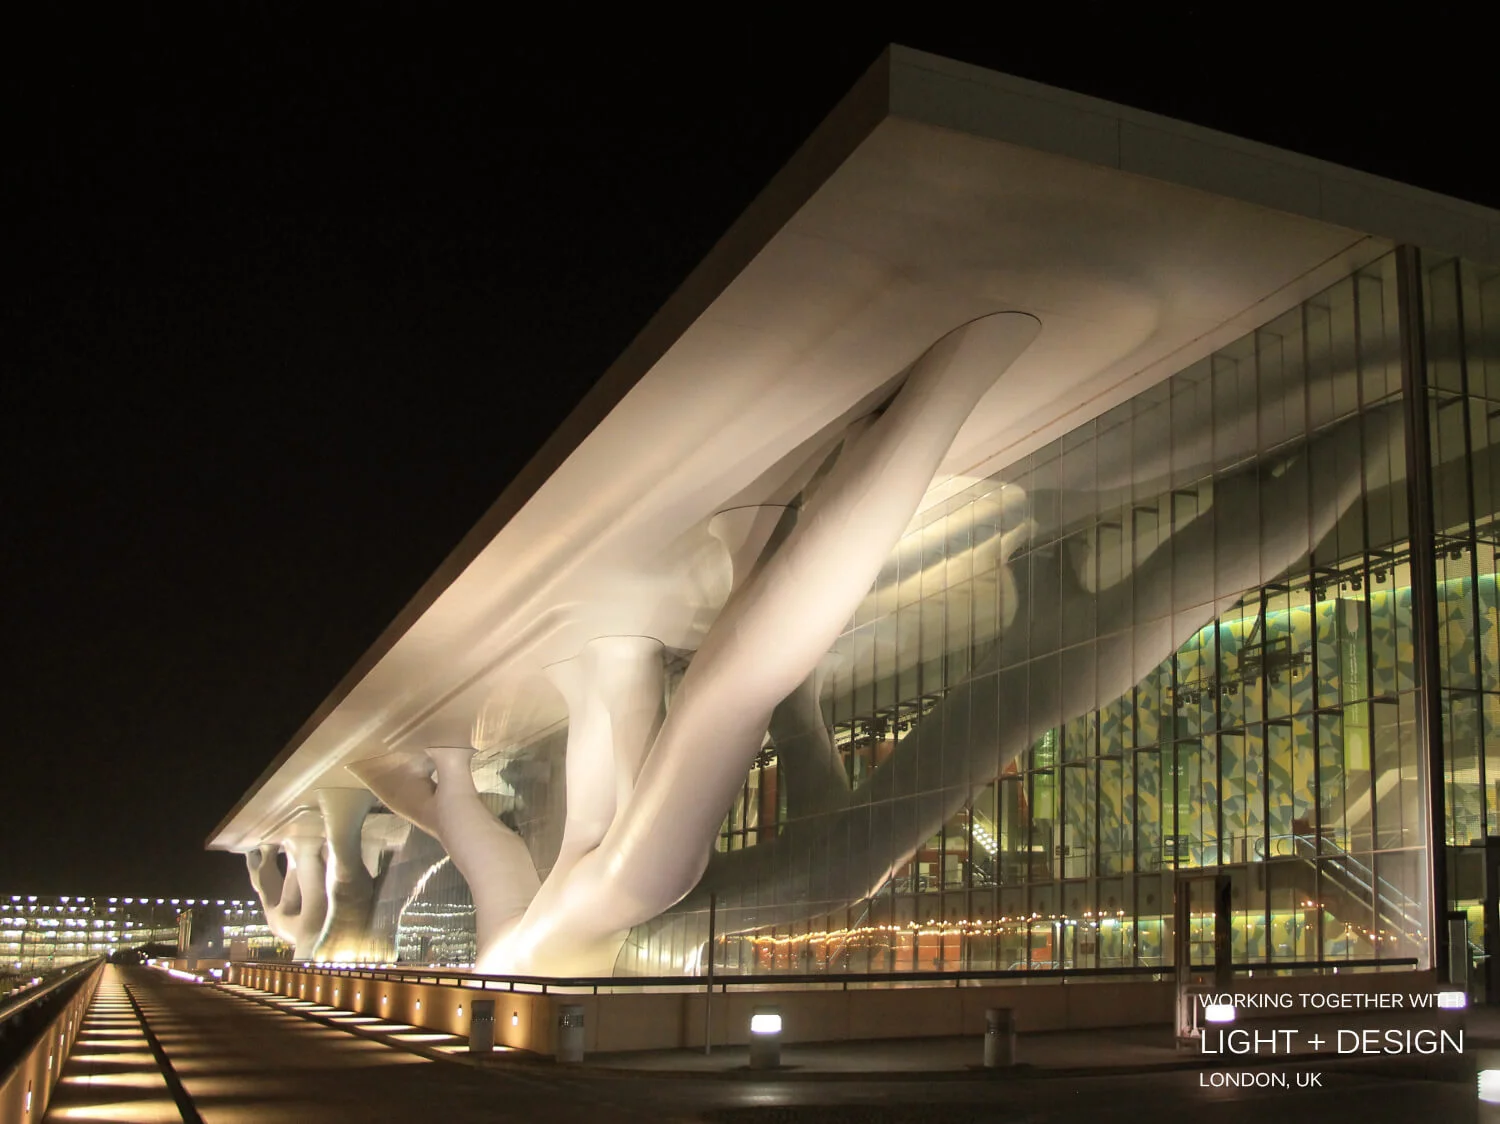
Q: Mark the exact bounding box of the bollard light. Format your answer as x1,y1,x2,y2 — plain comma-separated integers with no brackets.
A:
749,1005,782,1069
469,999,496,1054
556,1003,586,1064
983,1008,1017,1068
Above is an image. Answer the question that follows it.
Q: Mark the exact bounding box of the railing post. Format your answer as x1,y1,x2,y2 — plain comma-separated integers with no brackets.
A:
704,892,717,1055
1397,243,1449,982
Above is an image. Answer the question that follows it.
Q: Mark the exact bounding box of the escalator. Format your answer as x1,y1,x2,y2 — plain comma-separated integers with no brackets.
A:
1291,833,1424,936
1251,833,1425,950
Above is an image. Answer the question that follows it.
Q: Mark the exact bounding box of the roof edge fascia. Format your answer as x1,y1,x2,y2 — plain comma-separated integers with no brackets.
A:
887,45,1499,265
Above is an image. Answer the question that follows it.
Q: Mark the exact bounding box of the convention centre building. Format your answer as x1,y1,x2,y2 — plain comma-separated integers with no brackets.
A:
209,47,1500,999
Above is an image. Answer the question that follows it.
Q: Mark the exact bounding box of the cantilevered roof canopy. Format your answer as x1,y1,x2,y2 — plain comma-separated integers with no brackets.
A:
210,45,1500,852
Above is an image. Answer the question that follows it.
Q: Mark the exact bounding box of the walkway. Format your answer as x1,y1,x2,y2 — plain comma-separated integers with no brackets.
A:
43,966,667,1122
43,966,180,1122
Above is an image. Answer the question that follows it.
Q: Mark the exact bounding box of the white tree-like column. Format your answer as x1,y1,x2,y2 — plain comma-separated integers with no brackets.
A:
338,312,1040,974
315,788,378,961
544,636,667,887
481,311,1044,973
345,751,441,837
348,746,541,957
244,807,330,959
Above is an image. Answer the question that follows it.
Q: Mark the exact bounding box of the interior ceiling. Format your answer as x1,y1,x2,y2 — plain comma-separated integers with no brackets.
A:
213,108,1390,851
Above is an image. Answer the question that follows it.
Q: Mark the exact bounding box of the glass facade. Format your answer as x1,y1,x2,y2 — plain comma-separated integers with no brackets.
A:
367,827,478,967
1424,254,1500,962
351,248,1500,980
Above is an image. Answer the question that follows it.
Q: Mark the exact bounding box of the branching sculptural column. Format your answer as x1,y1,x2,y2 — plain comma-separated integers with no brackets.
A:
544,636,667,887
484,311,1043,974
244,807,330,960
315,788,377,962
427,746,541,948
244,844,290,943
349,746,541,963
345,752,440,838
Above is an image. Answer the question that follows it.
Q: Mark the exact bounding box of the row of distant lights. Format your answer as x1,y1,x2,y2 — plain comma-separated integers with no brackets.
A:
8,895,252,906
749,913,1140,948
968,822,1000,857
747,907,1424,949
0,907,250,919
42,921,267,944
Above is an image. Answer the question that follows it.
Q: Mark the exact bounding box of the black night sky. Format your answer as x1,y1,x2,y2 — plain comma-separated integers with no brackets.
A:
6,14,1494,896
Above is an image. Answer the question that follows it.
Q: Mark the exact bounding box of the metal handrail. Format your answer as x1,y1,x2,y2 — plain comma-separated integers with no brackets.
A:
241,955,1417,996
0,957,102,1027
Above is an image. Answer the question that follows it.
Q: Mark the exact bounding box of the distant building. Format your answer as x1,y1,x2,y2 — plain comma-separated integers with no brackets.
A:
176,905,226,964
0,894,277,971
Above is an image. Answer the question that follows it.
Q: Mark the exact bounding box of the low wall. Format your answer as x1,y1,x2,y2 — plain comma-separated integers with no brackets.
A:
158,957,229,975
225,964,1435,1056
0,961,102,1123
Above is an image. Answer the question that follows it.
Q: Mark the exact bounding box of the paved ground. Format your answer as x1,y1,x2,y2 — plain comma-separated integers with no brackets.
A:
46,967,669,1122
40,966,1499,1122
43,967,181,1122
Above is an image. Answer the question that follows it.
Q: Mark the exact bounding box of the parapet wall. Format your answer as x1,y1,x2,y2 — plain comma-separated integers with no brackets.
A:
226,964,1435,1055
0,960,102,1121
